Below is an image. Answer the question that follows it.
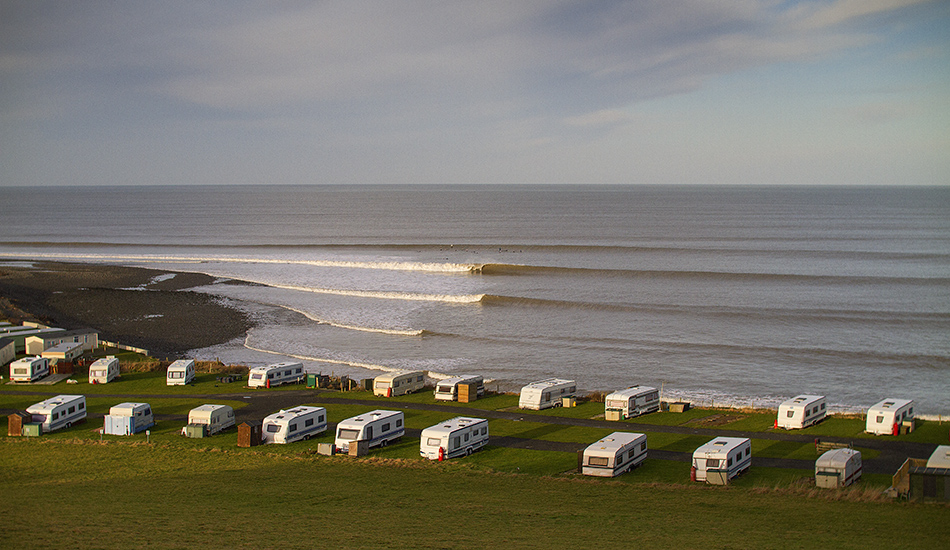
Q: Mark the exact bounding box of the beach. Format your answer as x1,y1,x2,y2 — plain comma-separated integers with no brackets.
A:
0,261,252,358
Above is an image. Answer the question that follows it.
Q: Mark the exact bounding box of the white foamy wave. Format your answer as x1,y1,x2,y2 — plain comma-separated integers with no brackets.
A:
426,370,495,384
278,305,424,336
4,251,478,273
270,283,484,304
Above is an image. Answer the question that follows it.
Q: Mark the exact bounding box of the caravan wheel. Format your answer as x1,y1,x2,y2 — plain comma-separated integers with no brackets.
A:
380,439,388,447
65,422,71,429
465,447,473,456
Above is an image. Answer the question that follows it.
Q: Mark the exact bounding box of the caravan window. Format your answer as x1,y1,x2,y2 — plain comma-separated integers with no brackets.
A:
569,386,576,393
876,415,884,423
589,456,609,467
640,442,646,452
396,419,402,427
787,411,794,418
338,429,360,440
68,406,75,414
812,406,819,414
745,448,750,456
381,423,391,432
289,424,297,432
53,412,59,420
78,402,84,410
820,403,826,410
305,418,314,427
266,425,281,433
427,438,441,446
727,458,733,467
464,433,470,442
453,436,460,448
542,392,551,402
706,459,720,468
416,376,423,382
318,415,325,423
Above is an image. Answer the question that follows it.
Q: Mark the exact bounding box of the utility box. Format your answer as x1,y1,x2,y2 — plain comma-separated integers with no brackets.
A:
237,422,262,447
902,420,916,434
605,409,622,422
184,424,208,439
7,411,30,436
362,378,374,391
562,396,576,408
317,443,336,456
348,440,369,457
669,402,691,413
22,423,43,437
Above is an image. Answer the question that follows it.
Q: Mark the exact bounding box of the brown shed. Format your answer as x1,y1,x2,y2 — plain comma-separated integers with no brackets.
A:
237,422,262,447
7,411,30,437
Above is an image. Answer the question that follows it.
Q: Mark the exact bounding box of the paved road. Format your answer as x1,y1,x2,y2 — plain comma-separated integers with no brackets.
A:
3,387,939,474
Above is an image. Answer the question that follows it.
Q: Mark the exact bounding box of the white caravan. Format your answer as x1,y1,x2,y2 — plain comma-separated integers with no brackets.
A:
582,432,648,477
692,437,752,484
518,378,577,410
865,398,915,435
9,356,50,382
604,385,660,420
103,402,154,435
88,356,120,384
926,446,950,469
815,448,862,488
262,406,328,444
419,417,489,460
166,359,196,386
334,410,405,452
433,375,485,401
776,395,827,429
248,362,305,388
26,395,87,433
373,370,426,397
186,404,235,435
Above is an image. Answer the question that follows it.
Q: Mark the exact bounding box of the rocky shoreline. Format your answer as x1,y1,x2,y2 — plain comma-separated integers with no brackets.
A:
0,261,253,358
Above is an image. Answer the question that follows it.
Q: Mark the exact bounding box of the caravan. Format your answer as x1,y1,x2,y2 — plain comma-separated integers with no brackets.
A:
691,437,752,484
815,448,862,488
865,399,915,435
248,362,305,388
604,386,660,420
166,359,195,386
334,410,405,452
419,417,489,460
434,375,484,402
518,378,577,410
103,402,154,435
185,404,235,436
373,370,425,397
581,432,648,477
262,406,328,444
776,395,827,429
26,395,87,433
88,356,120,384
9,356,50,382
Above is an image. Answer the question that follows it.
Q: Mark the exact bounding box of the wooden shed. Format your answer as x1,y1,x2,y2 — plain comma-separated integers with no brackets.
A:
7,411,30,436
237,422,262,447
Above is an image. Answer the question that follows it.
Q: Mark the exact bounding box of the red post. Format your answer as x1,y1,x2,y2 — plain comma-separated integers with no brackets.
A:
438,447,445,462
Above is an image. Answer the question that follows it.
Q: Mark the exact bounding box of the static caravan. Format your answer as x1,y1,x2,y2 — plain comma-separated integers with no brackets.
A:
334,410,405,452
776,395,827,429
373,370,426,397
927,446,950,469
692,437,752,485
88,356,120,384
815,448,862,488
582,432,648,477
9,356,50,382
26,395,87,433
434,375,485,401
865,399,915,435
166,359,196,386
248,362,305,388
518,378,577,410
419,417,489,460
185,404,235,436
103,402,154,436
262,406,328,444
604,385,660,421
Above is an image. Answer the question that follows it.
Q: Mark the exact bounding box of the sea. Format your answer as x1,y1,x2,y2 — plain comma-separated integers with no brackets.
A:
1,185,948,415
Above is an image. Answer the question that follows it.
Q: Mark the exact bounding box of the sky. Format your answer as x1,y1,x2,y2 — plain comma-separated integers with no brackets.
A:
1,0,948,187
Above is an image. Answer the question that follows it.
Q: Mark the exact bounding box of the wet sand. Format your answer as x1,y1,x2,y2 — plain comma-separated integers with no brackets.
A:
0,261,252,358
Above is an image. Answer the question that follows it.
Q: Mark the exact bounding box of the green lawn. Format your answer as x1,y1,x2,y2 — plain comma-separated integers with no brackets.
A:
1,438,947,550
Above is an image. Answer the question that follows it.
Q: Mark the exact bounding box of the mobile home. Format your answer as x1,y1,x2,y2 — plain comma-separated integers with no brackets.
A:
9,356,50,382
518,378,577,410
262,406,328,444
692,437,752,484
420,417,489,460
433,375,485,401
103,402,154,435
88,356,120,384
582,432,648,477
815,448,862,488
334,410,405,452
604,385,660,421
373,370,425,397
166,359,195,386
248,362,305,388
865,398,915,435
185,404,235,436
26,395,87,433
776,395,826,429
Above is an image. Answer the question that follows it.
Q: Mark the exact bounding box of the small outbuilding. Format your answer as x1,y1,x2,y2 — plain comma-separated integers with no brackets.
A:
815,448,862,488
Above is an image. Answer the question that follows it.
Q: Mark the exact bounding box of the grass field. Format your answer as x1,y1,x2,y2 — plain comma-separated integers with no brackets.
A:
1,437,947,550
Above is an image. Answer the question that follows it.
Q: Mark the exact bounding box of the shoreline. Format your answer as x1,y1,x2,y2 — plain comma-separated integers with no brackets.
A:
0,260,253,358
